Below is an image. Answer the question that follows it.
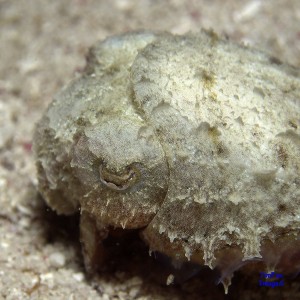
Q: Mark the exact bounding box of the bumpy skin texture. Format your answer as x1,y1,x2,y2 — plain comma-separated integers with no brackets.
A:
33,30,300,291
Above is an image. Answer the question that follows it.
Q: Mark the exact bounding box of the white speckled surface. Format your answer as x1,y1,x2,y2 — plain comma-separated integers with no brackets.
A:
0,1,299,299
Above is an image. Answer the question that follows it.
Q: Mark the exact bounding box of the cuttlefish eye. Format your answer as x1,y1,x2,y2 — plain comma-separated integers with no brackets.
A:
98,163,140,191
71,117,169,228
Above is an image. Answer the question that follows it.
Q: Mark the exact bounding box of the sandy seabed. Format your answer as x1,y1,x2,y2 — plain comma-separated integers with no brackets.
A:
0,0,300,299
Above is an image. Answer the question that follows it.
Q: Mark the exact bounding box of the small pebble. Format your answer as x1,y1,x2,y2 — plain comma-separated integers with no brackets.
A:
48,252,66,268
166,274,175,285
72,272,84,282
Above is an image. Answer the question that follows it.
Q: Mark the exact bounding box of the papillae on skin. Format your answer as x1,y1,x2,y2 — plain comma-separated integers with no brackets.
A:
33,30,300,292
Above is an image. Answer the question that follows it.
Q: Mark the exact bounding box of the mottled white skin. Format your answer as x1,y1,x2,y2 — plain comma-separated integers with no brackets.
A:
34,30,300,292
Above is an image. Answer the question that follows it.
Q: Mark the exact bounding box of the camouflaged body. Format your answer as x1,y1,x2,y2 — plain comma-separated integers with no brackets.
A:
33,30,300,291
